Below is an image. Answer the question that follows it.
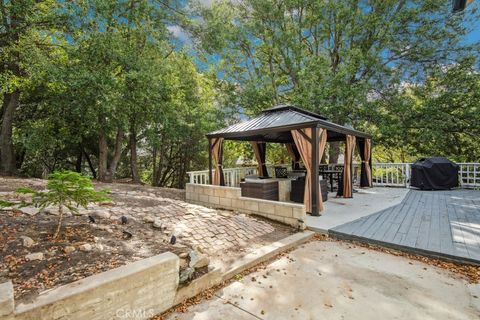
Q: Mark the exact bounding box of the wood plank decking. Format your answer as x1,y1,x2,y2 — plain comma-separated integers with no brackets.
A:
330,189,480,264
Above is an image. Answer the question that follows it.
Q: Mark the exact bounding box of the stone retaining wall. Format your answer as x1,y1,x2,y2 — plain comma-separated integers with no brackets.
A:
185,184,306,228
0,231,314,320
1,252,179,320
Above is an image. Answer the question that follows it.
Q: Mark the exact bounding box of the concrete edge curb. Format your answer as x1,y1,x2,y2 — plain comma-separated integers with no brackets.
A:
174,230,315,305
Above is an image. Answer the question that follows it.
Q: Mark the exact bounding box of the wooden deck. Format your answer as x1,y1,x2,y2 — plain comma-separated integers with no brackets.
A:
330,189,480,264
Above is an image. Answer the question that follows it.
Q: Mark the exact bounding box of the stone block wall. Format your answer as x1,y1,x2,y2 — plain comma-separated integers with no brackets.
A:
185,184,306,228
1,252,179,320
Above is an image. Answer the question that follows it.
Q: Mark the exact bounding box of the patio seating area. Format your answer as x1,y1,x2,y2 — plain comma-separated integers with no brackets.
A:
185,104,480,265
205,104,374,216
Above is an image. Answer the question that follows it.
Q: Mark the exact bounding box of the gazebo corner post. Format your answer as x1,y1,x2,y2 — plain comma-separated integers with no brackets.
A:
350,150,354,197
311,126,320,216
208,138,212,185
369,139,373,187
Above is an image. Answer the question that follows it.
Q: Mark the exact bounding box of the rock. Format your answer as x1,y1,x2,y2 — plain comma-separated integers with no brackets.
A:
179,267,195,284
143,216,155,223
20,236,34,247
153,218,165,229
188,250,210,269
46,250,57,257
95,225,113,233
99,200,115,206
64,246,76,253
21,207,38,216
95,244,104,251
90,210,111,219
79,243,93,252
40,207,62,216
179,258,188,269
179,252,189,259
25,252,44,261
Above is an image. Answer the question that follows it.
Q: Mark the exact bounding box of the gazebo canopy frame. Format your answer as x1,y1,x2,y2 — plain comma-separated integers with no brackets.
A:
206,104,373,216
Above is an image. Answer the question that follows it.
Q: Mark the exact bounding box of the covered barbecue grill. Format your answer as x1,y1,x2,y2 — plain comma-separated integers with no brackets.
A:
410,157,459,190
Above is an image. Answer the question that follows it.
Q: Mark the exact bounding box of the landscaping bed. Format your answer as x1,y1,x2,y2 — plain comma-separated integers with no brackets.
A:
0,177,294,304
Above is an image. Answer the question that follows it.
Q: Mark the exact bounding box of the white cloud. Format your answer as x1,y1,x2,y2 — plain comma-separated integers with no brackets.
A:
167,25,192,44
197,0,215,7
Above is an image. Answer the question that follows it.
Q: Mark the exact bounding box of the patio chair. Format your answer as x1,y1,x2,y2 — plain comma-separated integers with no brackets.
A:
274,166,288,178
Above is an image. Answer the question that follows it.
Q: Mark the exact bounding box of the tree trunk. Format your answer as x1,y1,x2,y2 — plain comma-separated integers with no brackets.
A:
129,126,140,184
75,147,83,173
83,148,97,178
53,203,64,239
329,141,341,164
0,91,20,175
103,128,124,182
151,146,157,186
98,128,108,181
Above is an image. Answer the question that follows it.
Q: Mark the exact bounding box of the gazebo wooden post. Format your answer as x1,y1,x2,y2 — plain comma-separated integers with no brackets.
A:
369,140,373,186
208,139,212,184
311,126,320,216
350,147,354,196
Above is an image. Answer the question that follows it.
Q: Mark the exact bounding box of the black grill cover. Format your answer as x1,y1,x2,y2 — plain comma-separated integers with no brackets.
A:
410,157,459,190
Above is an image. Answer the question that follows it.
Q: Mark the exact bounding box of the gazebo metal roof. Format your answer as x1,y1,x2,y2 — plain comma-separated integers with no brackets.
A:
207,104,371,142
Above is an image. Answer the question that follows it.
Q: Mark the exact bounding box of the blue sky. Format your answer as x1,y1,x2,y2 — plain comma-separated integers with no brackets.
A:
465,20,480,44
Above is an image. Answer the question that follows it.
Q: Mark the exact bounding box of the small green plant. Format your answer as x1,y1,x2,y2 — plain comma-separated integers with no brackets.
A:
17,171,111,239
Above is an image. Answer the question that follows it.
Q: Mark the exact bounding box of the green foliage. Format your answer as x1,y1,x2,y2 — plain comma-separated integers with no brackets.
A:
373,58,480,162
194,0,480,162
17,171,110,212
0,200,15,208
1,0,479,184
17,171,110,238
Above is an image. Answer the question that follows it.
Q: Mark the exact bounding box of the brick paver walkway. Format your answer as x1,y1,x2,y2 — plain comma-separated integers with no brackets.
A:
0,178,288,255
103,190,282,253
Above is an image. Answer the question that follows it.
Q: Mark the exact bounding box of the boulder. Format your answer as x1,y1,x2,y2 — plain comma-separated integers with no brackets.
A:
153,218,165,229
25,252,44,261
90,210,111,219
188,250,210,269
21,207,38,216
179,267,195,284
64,246,76,253
79,243,93,252
20,236,34,248
143,216,155,223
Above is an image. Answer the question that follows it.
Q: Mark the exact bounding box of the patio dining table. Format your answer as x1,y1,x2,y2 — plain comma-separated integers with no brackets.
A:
320,169,343,192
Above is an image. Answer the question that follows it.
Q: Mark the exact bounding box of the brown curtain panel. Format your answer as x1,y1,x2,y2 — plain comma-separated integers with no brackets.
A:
285,143,301,170
291,128,327,213
251,142,269,177
211,137,224,185
342,135,356,197
359,138,373,187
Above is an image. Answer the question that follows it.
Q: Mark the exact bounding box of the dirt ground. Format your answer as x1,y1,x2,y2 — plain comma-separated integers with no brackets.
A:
0,177,294,304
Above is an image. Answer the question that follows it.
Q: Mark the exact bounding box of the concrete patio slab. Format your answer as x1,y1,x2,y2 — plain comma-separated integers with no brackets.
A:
306,187,409,233
167,241,480,320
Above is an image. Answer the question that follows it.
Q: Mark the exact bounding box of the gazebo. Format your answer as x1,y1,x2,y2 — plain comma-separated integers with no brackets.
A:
206,105,373,216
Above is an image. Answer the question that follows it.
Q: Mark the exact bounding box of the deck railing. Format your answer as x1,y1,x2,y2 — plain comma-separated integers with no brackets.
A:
187,163,480,189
